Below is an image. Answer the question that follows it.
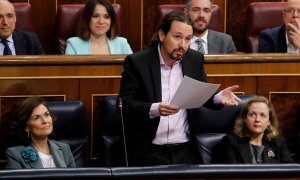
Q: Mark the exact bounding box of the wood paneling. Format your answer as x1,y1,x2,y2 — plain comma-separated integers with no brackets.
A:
0,79,78,97
226,0,284,52
57,0,87,3
143,0,183,48
125,0,142,51
258,77,300,97
114,0,129,38
0,54,299,167
207,76,257,94
79,78,120,159
9,0,288,53
270,93,300,155
10,0,28,2
11,0,227,53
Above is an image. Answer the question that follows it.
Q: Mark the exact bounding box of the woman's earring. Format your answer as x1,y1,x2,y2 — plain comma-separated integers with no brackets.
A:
27,132,30,138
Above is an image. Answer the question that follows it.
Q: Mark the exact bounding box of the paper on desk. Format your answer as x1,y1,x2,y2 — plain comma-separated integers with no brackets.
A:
170,76,220,109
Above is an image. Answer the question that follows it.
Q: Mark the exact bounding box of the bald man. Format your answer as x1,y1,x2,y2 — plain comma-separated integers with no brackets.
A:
259,0,300,53
0,0,44,55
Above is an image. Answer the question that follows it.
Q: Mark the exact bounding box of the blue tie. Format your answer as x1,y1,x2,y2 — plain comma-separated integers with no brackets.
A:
195,39,205,54
1,39,12,55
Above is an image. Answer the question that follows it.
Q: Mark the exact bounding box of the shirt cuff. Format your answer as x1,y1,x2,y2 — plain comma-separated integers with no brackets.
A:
149,102,160,119
213,91,222,104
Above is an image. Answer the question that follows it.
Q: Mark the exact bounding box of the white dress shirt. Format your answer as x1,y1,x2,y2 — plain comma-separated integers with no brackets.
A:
149,45,222,145
0,35,16,55
150,45,189,145
190,31,208,54
286,32,300,53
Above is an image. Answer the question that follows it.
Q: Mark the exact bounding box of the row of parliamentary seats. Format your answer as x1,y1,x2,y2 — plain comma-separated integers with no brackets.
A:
12,2,285,54
1,94,299,168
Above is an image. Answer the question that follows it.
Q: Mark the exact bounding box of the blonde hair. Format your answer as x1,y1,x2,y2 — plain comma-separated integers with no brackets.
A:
234,96,279,141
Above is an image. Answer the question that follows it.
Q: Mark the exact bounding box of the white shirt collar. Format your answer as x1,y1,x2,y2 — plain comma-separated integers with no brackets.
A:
0,34,13,43
190,30,209,53
285,31,300,53
191,30,208,44
158,44,165,65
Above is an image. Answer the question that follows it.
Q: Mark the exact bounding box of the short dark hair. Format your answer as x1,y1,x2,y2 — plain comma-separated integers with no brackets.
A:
159,10,191,35
185,0,213,8
76,0,120,40
149,10,191,47
10,96,57,146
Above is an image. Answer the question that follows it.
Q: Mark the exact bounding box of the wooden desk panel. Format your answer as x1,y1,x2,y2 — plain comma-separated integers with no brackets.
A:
0,54,299,167
207,76,257,94
0,55,125,78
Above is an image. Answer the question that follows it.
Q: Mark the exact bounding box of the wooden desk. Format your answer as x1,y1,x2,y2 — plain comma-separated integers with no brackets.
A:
0,54,299,167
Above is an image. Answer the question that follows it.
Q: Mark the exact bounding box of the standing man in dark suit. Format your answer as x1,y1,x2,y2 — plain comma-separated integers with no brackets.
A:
258,0,300,53
0,0,44,55
118,10,241,166
184,0,237,54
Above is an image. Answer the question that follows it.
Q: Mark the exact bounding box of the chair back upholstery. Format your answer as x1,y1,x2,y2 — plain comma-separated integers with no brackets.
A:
48,101,89,167
13,3,36,33
97,95,256,165
191,94,255,164
55,4,122,54
246,2,285,53
97,96,126,167
154,4,224,32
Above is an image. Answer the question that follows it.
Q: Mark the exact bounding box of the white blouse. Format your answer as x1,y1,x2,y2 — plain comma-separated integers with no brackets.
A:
38,152,56,168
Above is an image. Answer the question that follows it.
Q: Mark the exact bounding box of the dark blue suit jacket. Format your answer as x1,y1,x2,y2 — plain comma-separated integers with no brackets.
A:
258,25,287,53
12,29,44,55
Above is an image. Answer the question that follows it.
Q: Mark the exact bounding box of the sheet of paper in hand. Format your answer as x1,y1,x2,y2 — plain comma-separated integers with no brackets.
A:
170,75,220,109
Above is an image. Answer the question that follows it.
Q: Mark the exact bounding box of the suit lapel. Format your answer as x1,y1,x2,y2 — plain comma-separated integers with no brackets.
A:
207,30,217,54
278,25,287,52
49,140,67,168
182,54,190,77
25,145,43,168
29,158,43,168
182,49,197,79
262,141,277,163
12,31,26,55
238,138,253,163
150,47,162,102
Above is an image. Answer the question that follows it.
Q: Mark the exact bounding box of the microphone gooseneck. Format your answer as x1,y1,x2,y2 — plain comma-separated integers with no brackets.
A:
118,98,128,167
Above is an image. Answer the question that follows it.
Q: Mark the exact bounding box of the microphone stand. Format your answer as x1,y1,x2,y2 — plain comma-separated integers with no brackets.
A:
118,98,128,167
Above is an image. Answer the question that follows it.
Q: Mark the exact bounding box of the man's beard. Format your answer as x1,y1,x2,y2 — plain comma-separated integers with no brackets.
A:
192,17,209,34
168,47,186,61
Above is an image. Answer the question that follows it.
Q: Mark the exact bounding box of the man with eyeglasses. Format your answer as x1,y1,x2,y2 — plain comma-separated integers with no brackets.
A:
259,0,300,53
184,0,237,54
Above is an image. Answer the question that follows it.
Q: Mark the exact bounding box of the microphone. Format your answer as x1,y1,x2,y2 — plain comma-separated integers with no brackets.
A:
118,98,128,167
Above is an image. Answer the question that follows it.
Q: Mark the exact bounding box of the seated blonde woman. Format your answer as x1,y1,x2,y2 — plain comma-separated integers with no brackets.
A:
65,0,132,55
217,96,294,163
